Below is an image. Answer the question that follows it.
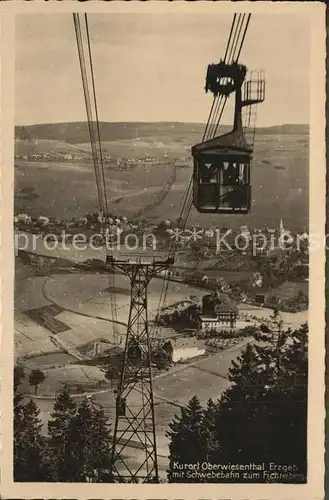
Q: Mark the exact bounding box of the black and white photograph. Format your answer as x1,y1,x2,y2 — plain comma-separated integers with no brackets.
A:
0,1,325,496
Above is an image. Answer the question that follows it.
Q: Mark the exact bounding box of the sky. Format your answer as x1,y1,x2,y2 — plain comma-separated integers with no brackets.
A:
15,12,310,127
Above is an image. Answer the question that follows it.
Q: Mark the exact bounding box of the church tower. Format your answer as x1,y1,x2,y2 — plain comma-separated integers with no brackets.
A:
279,218,284,234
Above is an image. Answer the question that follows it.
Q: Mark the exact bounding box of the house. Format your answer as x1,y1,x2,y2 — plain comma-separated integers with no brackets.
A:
204,229,215,238
170,267,185,278
38,215,50,226
254,293,266,305
157,269,173,278
198,291,238,334
78,216,88,225
158,339,205,363
198,315,227,332
213,300,238,327
172,346,205,362
239,225,251,241
252,272,263,287
253,288,273,305
17,213,31,223
254,245,268,257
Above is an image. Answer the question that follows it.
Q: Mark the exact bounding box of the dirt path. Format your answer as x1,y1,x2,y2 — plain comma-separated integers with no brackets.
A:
133,164,177,219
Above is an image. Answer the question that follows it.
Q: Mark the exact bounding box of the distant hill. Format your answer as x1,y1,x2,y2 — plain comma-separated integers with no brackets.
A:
15,122,309,145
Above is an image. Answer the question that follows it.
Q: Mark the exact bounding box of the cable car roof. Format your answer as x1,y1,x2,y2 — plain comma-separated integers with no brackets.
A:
192,128,253,156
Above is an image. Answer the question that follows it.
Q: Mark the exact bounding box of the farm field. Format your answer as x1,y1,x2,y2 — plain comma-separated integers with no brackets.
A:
15,262,308,385
272,280,308,300
239,302,307,329
15,161,176,221
15,126,309,230
26,341,245,477
153,364,232,407
15,256,308,476
43,273,208,322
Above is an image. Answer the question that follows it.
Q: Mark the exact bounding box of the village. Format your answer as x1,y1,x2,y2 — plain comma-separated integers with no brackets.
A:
15,151,191,169
14,207,309,400
14,210,309,312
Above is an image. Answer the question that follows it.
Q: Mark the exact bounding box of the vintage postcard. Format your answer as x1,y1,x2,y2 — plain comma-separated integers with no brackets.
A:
0,1,326,498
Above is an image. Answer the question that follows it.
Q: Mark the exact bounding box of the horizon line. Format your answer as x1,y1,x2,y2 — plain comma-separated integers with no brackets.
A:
15,120,310,129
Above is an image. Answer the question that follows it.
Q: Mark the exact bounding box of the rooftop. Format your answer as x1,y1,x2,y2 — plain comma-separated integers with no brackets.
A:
199,315,221,321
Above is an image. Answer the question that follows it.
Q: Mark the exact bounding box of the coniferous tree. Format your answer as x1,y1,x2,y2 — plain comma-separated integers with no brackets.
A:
14,365,25,393
65,398,113,482
47,385,77,481
166,395,204,482
14,399,49,481
47,388,113,482
88,404,113,482
65,397,95,482
260,323,308,477
199,398,220,464
213,343,276,467
14,365,26,462
214,324,308,481
166,324,308,483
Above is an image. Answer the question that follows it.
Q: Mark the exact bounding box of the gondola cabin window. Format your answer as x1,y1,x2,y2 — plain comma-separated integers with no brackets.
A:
191,58,264,216
193,154,252,214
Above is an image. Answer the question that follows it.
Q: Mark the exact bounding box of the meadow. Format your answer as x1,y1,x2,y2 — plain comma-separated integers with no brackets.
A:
15,122,309,231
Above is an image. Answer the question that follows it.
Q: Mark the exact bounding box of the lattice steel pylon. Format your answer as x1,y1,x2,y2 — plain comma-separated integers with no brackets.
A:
108,255,173,483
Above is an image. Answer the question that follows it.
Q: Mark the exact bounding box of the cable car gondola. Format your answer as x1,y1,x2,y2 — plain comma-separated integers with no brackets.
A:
192,61,265,214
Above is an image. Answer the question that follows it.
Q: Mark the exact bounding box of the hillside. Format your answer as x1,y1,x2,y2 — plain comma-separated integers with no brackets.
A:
14,121,309,230
15,122,309,145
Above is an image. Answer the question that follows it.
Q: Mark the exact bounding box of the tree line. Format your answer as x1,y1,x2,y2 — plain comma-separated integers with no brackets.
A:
14,323,308,483
167,324,308,483
14,370,113,482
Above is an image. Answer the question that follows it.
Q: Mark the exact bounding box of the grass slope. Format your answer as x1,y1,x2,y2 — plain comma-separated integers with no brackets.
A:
14,123,309,230
16,121,309,144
